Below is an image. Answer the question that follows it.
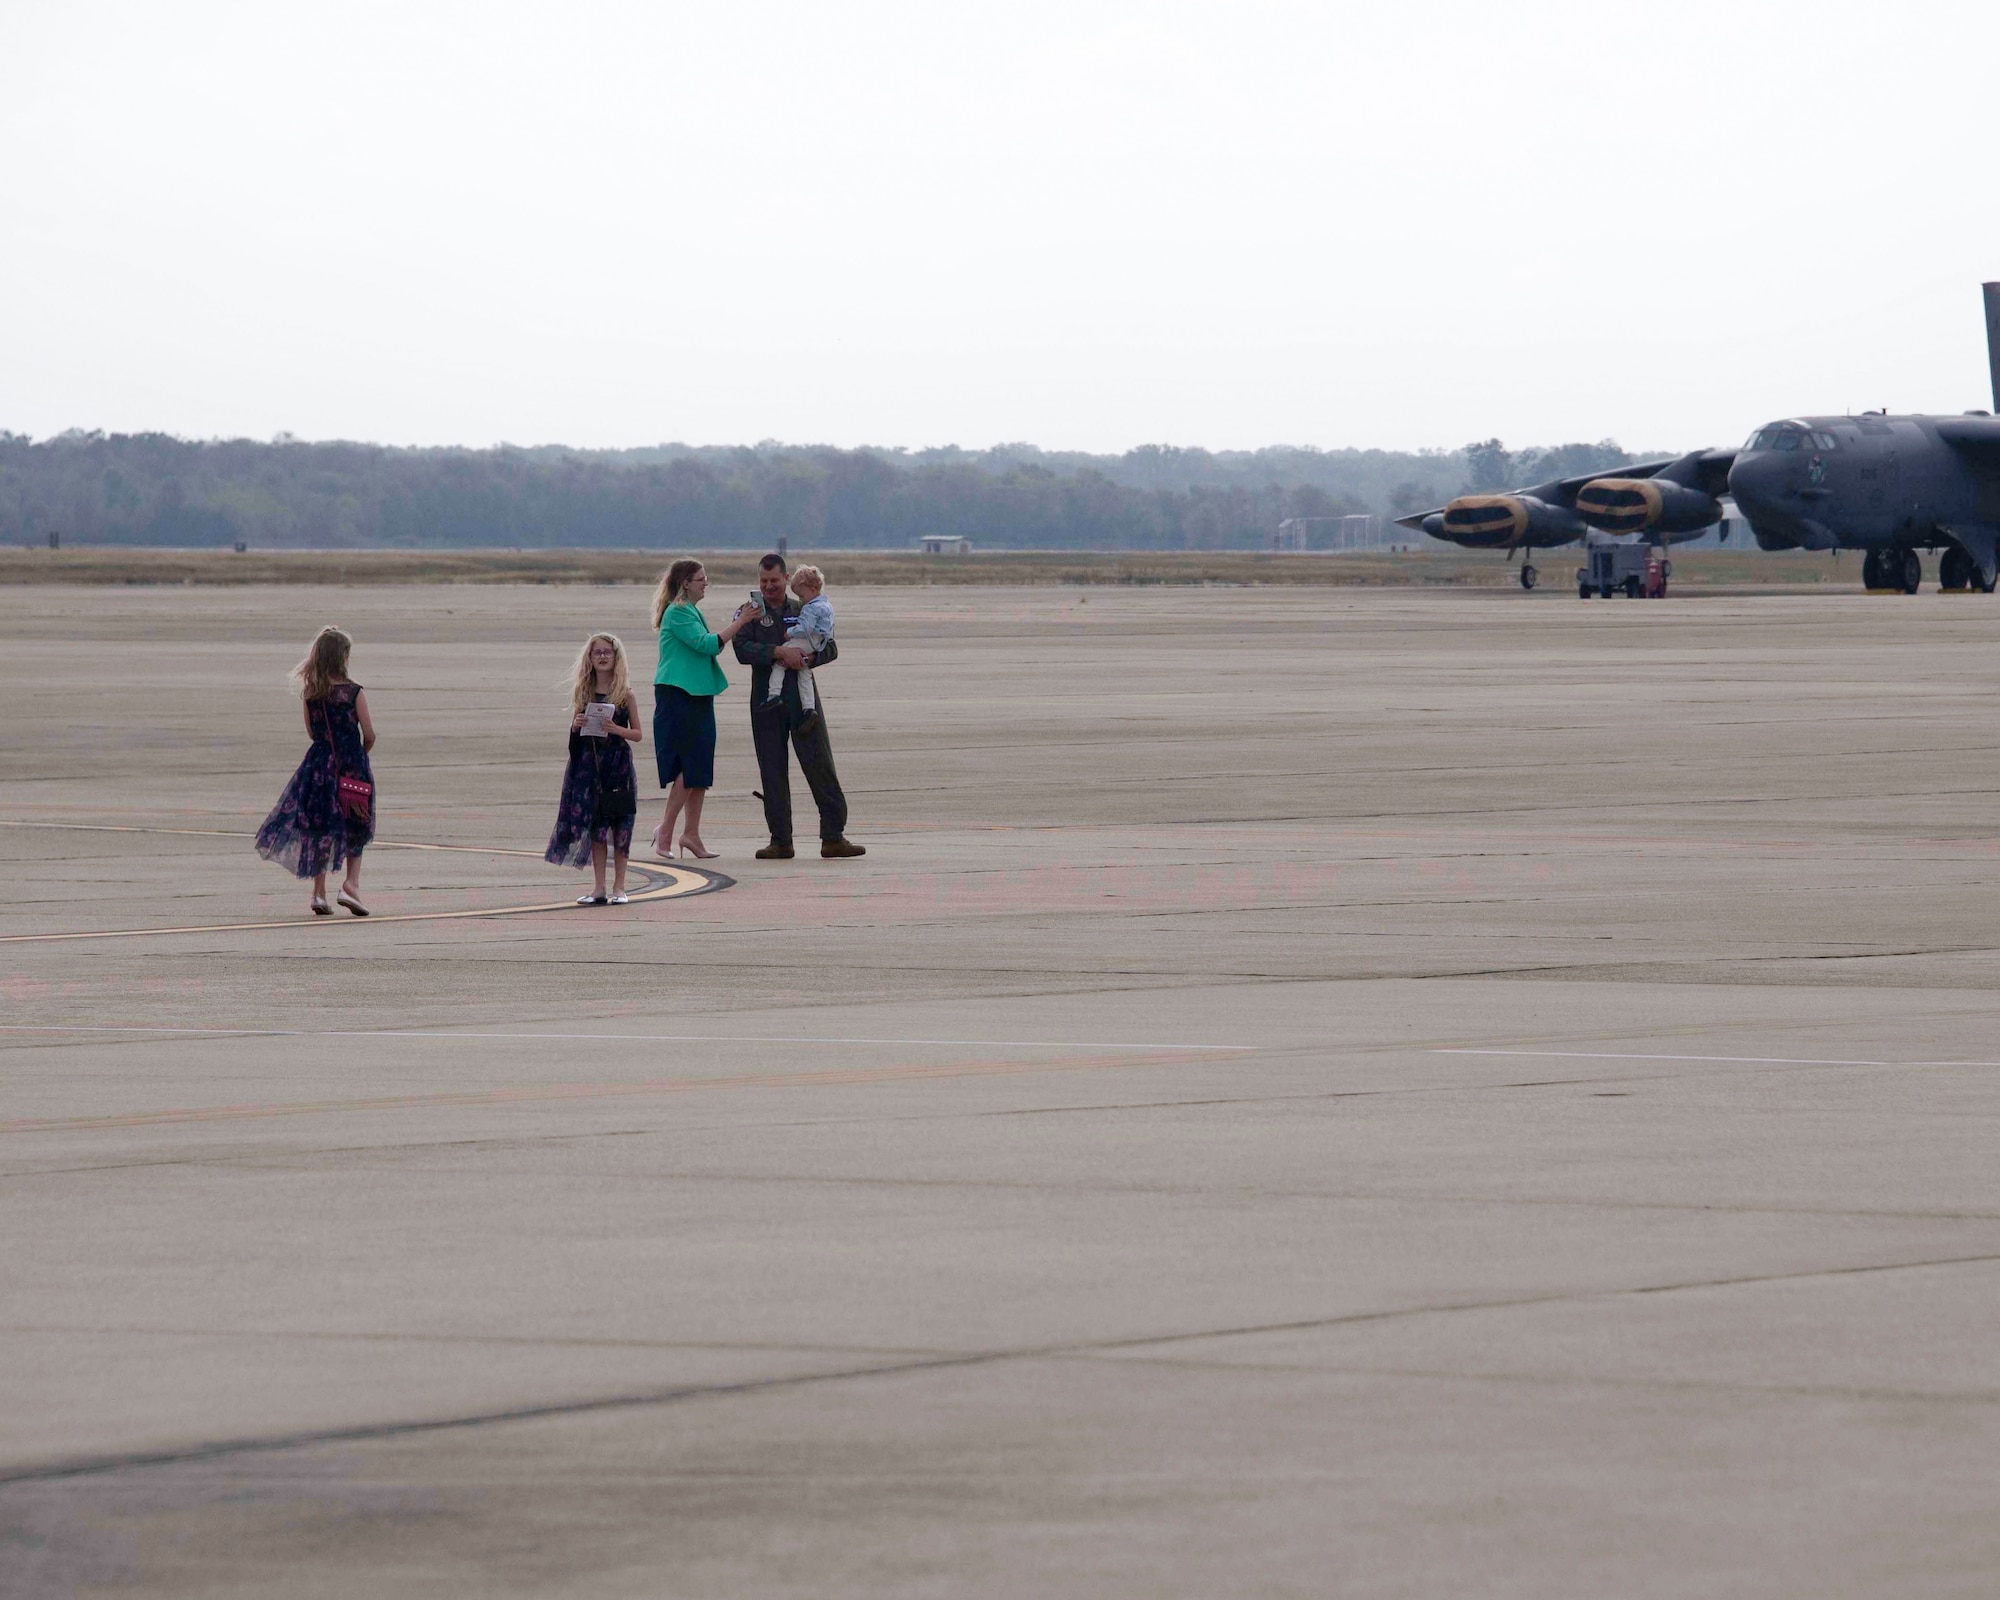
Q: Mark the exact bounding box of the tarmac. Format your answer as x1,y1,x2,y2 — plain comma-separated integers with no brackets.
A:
2,579,1998,1597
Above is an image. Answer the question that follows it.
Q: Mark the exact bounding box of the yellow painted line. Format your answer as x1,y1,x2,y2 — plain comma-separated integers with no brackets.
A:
1436,1048,2000,1070
1,1025,1252,1053
0,1049,1220,1136
0,820,263,841
0,820,578,857
0,821,726,944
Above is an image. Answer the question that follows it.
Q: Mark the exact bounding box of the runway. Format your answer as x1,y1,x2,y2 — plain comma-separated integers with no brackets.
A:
3,580,1999,1597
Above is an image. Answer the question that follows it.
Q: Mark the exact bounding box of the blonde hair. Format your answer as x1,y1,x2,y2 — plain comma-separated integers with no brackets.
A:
790,564,824,592
292,626,352,701
650,559,704,628
570,632,631,715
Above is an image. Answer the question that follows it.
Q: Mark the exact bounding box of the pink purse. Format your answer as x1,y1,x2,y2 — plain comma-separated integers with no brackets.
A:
335,771,374,823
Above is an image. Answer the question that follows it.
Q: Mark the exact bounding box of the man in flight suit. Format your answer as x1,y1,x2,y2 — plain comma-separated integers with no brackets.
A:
733,552,865,860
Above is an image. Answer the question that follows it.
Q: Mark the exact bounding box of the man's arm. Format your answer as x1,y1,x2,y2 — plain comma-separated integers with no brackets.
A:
774,636,836,671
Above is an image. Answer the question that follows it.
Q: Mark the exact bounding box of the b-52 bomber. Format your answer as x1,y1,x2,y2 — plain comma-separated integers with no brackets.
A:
1400,282,2000,595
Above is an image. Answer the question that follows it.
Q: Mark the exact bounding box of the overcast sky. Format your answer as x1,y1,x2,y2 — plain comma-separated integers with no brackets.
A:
5,0,1997,455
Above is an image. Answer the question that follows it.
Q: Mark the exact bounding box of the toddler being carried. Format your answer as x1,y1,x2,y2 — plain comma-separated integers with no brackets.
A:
764,564,834,726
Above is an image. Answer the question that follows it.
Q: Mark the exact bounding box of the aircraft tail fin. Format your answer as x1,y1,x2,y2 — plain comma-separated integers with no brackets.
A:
1984,282,2000,411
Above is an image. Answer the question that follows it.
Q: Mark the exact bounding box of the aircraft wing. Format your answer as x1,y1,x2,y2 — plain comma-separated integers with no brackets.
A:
1396,449,1738,548
1544,457,1680,501
1393,457,1683,533
1935,415,2000,470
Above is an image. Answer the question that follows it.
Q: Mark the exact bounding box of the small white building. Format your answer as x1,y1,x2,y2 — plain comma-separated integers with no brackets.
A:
916,535,973,556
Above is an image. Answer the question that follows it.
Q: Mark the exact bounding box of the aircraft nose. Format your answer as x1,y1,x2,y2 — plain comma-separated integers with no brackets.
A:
1727,450,1789,514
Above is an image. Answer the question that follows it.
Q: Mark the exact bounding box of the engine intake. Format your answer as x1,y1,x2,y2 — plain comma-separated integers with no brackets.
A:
1576,477,1720,535
1439,494,1584,548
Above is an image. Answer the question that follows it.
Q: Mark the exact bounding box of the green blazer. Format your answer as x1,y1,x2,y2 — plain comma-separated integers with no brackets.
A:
655,600,730,696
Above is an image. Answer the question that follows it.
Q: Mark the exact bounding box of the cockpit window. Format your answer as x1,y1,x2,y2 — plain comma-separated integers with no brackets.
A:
1745,425,1830,453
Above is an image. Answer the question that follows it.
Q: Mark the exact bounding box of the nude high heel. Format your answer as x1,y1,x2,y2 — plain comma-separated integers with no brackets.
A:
678,840,719,861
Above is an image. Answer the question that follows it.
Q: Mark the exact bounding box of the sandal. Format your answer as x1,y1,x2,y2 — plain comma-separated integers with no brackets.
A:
336,888,369,916
310,895,331,916
608,892,629,905
577,892,608,906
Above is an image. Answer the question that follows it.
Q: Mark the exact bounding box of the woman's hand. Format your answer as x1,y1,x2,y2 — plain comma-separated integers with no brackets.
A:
571,711,587,731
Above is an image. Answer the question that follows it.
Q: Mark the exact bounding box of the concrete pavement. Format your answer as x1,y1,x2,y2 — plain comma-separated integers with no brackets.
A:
2,581,1998,1596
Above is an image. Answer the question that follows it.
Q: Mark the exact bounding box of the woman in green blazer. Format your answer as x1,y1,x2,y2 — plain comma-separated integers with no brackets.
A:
649,558,754,859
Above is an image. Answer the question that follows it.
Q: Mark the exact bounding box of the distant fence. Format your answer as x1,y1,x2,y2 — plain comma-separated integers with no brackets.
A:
1274,514,1384,552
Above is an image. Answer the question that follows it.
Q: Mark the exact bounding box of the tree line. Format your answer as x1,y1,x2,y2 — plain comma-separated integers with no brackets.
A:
0,432,1647,551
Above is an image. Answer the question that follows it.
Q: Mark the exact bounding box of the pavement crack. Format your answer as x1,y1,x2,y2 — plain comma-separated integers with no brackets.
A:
1080,1250,2000,1358
0,1350,1010,1488
7,1252,1997,1488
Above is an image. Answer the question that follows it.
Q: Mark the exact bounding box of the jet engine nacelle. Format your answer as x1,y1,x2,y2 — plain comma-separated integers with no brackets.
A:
1575,477,1721,536
1439,494,1586,548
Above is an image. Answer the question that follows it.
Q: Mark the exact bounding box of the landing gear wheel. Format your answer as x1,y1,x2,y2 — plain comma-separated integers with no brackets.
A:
1898,549,1922,594
1520,563,1538,591
1940,547,1971,591
1979,565,1999,595
1623,575,1641,599
1861,549,1884,590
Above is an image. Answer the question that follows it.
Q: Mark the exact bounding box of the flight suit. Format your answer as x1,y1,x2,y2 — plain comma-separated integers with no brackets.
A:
733,604,848,847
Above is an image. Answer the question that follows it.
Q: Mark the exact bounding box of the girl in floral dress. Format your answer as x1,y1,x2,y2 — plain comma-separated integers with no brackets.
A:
547,633,643,904
256,626,376,916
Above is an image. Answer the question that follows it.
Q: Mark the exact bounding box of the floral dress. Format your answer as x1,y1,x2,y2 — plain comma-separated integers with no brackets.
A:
255,682,375,878
546,695,637,867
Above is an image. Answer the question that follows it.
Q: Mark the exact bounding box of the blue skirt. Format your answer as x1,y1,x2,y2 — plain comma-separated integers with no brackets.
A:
654,684,716,789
